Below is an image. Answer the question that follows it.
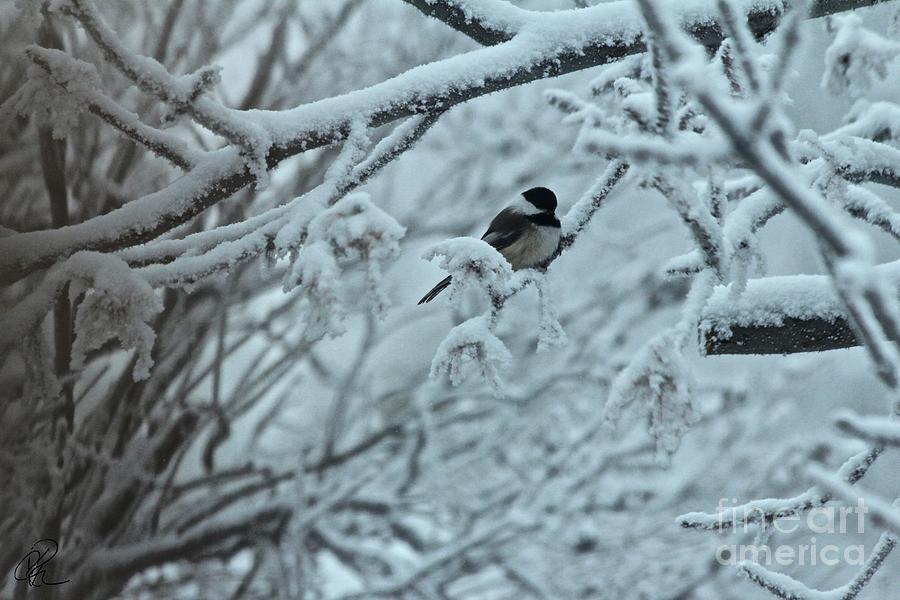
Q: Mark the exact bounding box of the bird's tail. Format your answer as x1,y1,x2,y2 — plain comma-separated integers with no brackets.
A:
418,276,452,305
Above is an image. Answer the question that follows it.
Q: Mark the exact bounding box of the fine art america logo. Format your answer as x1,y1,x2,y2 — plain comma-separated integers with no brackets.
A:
714,498,870,567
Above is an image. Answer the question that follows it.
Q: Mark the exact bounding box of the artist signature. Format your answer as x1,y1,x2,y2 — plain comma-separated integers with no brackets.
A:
13,539,70,587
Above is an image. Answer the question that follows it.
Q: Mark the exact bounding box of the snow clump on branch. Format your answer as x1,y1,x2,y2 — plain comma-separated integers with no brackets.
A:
284,192,405,337
11,48,101,138
429,315,512,397
68,254,164,381
605,331,698,465
823,14,900,97
422,237,514,306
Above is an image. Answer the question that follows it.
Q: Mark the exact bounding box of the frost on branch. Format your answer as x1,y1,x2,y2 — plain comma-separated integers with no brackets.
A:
422,238,513,306
605,331,698,465
823,14,900,97
12,48,102,139
429,315,511,397
69,255,163,381
283,192,405,335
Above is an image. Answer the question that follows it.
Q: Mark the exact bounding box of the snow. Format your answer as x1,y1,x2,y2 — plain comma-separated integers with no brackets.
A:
306,193,405,267
7,1,900,597
702,259,900,340
535,274,566,352
588,54,643,95
63,0,274,187
835,410,900,444
273,194,328,256
816,133,900,180
703,274,844,332
0,147,246,279
429,315,512,396
70,257,162,380
0,0,789,284
678,491,820,531
307,192,405,315
663,249,703,276
605,330,698,465
136,209,287,286
807,464,900,536
543,88,592,117
828,100,900,141
559,158,630,239
0,252,162,382
276,192,406,338
322,117,372,189
577,127,718,166
14,47,102,139
422,237,513,304
423,0,531,34
822,13,900,98
248,0,783,146
738,561,832,600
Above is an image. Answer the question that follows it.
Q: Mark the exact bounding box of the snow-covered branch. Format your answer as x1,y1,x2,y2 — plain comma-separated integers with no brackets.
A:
399,0,522,45
678,445,883,531
835,411,900,445
25,46,198,170
0,0,880,285
628,4,900,596
699,270,886,354
556,159,630,254
62,0,275,184
808,465,900,536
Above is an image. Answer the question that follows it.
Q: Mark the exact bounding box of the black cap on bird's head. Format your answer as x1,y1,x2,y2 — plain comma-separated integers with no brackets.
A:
522,187,557,213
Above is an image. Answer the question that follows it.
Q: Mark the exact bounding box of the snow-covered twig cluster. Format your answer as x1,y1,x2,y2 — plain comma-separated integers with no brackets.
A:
583,0,900,595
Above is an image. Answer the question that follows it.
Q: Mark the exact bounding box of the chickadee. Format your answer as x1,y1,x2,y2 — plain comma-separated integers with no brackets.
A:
418,186,561,304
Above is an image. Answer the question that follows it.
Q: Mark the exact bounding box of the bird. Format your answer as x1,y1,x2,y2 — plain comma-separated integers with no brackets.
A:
418,186,561,304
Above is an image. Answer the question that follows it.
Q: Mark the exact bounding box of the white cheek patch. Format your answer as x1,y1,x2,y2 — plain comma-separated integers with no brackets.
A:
507,195,542,216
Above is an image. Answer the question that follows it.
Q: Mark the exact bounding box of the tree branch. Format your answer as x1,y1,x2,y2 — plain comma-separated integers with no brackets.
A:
705,315,861,354
27,47,198,170
67,504,290,599
399,0,519,45
678,445,883,530
1,0,886,284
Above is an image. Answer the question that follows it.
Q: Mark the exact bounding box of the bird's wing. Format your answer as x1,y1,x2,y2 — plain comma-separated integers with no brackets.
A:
481,208,529,251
